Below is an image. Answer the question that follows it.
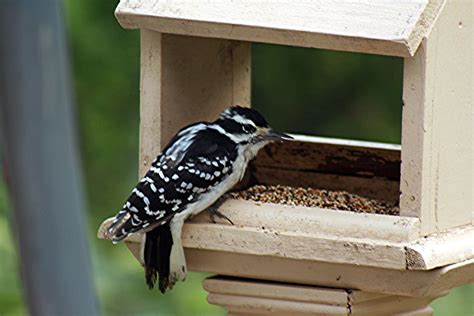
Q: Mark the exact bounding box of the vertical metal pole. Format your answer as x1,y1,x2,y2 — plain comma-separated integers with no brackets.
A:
0,0,98,315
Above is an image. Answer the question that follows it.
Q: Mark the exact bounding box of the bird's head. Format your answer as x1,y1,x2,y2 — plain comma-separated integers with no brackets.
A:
215,106,293,158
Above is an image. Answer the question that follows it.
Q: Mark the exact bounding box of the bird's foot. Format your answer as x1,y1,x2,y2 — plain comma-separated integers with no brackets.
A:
167,263,187,292
207,194,234,225
208,208,234,225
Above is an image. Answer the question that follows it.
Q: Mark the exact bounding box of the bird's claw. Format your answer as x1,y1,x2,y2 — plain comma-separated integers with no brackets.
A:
206,194,234,225
208,208,234,225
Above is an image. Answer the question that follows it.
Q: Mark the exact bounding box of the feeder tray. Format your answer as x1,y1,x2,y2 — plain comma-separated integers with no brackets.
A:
99,135,473,297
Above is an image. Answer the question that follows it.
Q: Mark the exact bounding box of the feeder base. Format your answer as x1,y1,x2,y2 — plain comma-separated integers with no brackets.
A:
203,276,441,316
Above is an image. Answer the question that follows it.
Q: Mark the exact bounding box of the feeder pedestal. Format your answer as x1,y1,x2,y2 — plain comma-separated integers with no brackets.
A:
203,277,439,316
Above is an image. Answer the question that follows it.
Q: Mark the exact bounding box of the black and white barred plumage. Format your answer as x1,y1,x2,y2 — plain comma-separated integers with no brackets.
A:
107,106,291,293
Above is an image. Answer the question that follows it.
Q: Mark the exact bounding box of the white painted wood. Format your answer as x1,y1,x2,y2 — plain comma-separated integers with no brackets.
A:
203,277,439,315
400,0,473,234
290,134,401,151
204,277,349,305
115,0,444,57
98,202,473,271
205,278,348,316
406,225,474,270
189,199,418,243
100,215,409,269
139,30,162,177
181,223,408,270
112,242,474,297
195,254,474,299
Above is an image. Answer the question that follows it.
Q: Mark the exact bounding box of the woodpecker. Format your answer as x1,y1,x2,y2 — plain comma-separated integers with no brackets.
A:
107,106,292,293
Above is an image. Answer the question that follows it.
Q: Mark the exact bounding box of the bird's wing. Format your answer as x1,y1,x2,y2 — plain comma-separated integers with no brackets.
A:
108,128,237,242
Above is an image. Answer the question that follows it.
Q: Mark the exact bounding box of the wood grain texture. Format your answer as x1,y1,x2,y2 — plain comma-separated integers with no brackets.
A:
115,0,444,57
400,0,473,234
255,135,401,180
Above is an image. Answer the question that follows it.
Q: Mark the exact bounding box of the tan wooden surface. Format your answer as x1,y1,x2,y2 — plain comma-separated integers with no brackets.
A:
400,0,473,234
99,206,473,273
194,252,473,298
116,0,444,57
203,277,440,315
406,225,474,270
181,223,407,270
103,235,473,297
139,31,250,176
189,199,418,243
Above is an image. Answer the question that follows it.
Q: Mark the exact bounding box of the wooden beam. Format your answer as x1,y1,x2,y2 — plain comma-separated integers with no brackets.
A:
99,220,473,297
194,254,474,298
98,198,419,271
99,203,474,272
116,0,444,57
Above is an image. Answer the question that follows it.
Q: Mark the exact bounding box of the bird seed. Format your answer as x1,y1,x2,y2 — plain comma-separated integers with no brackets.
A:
230,184,399,215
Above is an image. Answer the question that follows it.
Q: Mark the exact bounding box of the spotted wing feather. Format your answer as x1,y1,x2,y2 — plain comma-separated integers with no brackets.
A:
108,126,237,242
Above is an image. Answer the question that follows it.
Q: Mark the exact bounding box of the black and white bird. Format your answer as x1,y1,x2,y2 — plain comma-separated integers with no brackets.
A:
107,106,292,293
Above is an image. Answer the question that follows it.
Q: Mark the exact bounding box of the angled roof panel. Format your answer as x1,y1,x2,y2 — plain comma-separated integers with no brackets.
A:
115,0,444,57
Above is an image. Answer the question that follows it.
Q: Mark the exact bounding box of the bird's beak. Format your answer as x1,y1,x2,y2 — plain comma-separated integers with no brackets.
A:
264,130,293,141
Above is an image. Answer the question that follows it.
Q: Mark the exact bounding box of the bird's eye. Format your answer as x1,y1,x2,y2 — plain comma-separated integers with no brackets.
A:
242,126,253,134
240,124,256,134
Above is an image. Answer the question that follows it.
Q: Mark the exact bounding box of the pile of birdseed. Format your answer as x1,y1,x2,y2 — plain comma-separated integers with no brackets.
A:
230,184,399,216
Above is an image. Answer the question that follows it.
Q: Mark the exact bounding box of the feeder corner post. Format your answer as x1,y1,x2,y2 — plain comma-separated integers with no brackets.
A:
400,0,473,235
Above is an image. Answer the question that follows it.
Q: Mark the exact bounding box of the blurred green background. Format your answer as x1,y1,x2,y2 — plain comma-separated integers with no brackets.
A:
0,1,472,315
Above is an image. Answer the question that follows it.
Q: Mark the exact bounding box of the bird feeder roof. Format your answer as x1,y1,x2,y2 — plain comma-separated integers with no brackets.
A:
115,0,444,57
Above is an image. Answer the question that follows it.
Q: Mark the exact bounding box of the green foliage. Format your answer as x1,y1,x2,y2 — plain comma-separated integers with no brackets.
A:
431,285,474,316
0,1,472,315
252,43,404,143
0,181,26,316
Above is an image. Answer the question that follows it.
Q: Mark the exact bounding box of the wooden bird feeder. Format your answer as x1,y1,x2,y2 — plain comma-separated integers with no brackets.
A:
99,1,473,314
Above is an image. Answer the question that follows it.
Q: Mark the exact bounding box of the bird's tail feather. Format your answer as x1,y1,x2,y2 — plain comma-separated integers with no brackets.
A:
107,210,144,243
144,224,173,293
107,209,135,243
